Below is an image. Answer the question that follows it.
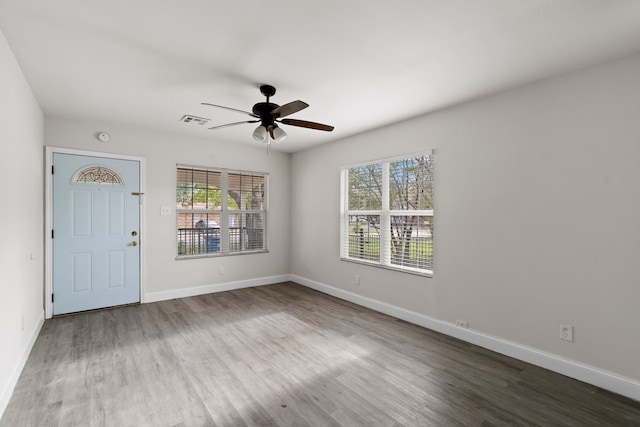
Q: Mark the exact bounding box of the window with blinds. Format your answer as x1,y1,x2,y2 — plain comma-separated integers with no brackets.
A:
340,153,434,276
176,166,267,258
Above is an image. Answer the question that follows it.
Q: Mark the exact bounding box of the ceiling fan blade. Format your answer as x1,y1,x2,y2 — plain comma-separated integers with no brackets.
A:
208,120,259,130
271,100,309,118
201,102,259,118
280,118,334,132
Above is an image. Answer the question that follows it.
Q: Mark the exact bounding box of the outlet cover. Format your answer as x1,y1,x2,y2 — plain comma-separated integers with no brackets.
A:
560,324,574,342
160,206,171,216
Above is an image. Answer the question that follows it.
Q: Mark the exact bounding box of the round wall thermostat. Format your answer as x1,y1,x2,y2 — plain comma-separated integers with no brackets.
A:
97,132,110,142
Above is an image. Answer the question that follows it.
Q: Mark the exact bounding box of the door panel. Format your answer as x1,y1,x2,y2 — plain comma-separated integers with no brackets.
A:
108,192,125,236
71,253,92,292
108,251,125,288
53,153,140,315
72,190,92,237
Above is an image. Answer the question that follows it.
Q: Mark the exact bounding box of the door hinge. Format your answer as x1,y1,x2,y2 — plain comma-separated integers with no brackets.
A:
51,165,54,174
51,229,54,239
52,294,54,303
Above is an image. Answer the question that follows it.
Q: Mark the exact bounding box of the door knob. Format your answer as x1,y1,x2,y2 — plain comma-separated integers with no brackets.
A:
131,241,138,246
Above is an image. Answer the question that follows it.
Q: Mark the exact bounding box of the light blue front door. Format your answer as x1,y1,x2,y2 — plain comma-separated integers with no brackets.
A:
53,153,140,315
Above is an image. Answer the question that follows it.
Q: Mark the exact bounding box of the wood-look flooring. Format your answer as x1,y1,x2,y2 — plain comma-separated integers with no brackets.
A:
2,282,640,426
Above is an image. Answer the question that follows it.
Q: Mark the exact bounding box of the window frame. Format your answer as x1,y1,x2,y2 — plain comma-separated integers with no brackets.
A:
175,164,268,260
340,151,434,277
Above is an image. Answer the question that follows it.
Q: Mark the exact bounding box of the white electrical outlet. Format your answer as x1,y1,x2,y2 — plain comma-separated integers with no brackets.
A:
354,274,360,285
560,324,574,341
218,266,224,275
160,206,171,216
21,315,25,331
455,319,469,329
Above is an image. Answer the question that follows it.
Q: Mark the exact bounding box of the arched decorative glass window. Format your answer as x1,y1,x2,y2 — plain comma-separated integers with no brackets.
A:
73,166,123,185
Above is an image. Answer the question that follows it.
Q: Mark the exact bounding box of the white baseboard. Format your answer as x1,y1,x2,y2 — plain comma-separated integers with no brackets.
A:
144,275,291,303
0,310,44,420
290,274,640,402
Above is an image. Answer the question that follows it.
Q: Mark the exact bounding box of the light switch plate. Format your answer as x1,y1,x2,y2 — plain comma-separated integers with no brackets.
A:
160,206,171,216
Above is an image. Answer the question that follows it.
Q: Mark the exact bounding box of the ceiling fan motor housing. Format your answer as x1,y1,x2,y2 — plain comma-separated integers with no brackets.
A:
255,85,279,127
252,102,279,127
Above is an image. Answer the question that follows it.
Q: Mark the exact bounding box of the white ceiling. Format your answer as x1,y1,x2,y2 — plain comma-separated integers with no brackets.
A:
2,1,640,153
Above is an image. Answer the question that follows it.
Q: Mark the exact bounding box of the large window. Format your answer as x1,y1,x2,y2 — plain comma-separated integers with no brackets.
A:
340,153,434,276
176,166,267,258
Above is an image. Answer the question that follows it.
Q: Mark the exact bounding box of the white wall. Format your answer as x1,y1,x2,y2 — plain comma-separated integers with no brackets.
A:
291,52,640,383
44,118,291,297
0,30,44,415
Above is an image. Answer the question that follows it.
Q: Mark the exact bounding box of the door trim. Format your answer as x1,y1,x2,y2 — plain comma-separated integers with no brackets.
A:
45,146,146,319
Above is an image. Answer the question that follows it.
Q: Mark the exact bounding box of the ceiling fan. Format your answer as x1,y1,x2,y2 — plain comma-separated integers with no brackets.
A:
201,85,334,143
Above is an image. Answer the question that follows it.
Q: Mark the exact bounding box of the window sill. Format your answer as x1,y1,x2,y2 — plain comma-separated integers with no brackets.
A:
340,257,433,278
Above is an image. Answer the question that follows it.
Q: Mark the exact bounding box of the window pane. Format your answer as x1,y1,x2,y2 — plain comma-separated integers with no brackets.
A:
227,194,239,210
193,182,208,208
177,168,223,209
228,173,241,210
228,212,265,252
389,156,434,210
349,164,382,210
177,168,194,208
177,211,194,230
347,215,381,261
390,215,433,270
228,173,265,211
229,212,242,251
177,212,221,255
244,212,265,250
207,186,222,209
246,175,265,210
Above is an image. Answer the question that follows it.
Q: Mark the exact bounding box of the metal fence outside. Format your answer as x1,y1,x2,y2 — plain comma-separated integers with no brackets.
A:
178,228,264,255
178,228,221,255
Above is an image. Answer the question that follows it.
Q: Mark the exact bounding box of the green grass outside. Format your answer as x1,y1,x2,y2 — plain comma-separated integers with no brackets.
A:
348,234,433,268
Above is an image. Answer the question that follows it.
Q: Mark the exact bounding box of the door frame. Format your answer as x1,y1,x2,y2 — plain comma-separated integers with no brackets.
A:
45,146,146,319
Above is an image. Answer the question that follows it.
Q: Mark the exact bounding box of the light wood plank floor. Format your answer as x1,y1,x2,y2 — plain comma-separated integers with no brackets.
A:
2,282,640,426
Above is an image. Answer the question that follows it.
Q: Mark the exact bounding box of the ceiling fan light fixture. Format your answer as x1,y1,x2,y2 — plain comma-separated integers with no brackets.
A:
252,125,268,143
272,126,287,142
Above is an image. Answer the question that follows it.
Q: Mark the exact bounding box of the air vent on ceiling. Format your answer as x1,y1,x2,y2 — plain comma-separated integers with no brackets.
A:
180,115,210,125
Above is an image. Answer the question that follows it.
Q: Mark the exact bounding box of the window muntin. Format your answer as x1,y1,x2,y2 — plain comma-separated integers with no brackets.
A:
341,153,434,276
176,166,267,258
